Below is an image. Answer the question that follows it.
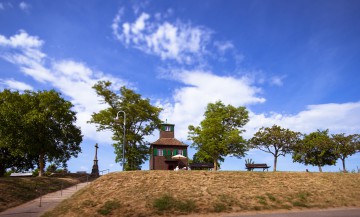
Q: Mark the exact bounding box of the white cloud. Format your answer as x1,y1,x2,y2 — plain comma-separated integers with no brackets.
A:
270,75,286,86
111,8,124,40
112,10,212,64
19,2,29,11
244,102,360,138
214,40,234,54
0,30,43,48
1,79,33,90
157,70,266,140
0,31,127,145
156,70,360,143
0,2,13,10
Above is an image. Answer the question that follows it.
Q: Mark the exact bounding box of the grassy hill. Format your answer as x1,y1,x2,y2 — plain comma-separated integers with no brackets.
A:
43,171,360,217
0,176,82,212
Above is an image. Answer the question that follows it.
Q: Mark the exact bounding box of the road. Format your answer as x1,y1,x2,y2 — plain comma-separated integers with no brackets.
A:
225,208,360,217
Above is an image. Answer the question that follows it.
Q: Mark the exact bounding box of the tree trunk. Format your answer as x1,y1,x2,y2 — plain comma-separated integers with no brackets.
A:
213,159,218,171
273,156,277,172
273,154,278,172
39,152,45,177
318,165,322,172
342,158,346,172
0,164,5,177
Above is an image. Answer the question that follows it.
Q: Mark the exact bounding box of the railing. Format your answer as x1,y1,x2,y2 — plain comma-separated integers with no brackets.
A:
100,169,110,175
36,173,92,207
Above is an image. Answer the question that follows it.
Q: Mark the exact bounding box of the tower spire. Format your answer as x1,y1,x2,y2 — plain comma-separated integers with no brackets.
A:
91,143,99,177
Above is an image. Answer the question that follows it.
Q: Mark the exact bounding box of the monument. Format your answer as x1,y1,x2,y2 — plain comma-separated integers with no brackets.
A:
91,143,99,177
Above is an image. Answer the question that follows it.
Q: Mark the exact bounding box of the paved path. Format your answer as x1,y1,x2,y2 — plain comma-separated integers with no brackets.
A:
0,182,89,217
225,207,360,217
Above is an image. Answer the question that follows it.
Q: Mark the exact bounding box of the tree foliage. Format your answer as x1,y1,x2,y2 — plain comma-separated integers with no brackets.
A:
332,133,360,172
89,81,162,170
192,151,214,164
250,125,301,171
188,101,249,171
292,130,337,172
0,89,82,176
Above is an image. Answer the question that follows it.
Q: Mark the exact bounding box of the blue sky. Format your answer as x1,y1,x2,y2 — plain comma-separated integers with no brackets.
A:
1,0,360,173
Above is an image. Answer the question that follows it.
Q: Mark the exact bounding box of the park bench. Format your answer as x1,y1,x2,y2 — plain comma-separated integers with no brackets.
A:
245,164,271,171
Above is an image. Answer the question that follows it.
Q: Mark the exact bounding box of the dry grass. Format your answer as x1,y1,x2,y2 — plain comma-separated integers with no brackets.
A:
0,176,81,212
43,171,360,217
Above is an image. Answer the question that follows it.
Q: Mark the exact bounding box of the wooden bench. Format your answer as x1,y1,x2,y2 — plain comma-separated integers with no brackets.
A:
245,164,271,171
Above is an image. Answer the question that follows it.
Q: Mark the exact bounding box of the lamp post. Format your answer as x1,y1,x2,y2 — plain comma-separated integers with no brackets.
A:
116,111,126,171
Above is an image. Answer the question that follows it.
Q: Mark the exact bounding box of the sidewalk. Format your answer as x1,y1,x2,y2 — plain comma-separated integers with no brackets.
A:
0,182,89,217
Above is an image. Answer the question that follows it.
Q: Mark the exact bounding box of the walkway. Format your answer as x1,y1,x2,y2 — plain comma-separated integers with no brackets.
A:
0,182,89,217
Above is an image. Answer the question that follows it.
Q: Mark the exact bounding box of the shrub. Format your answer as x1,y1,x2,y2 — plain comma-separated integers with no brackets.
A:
32,169,39,177
4,169,15,177
153,194,196,213
46,164,57,173
97,200,120,216
153,195,176,211
177,199,196,212
213,202,226,212
266,193,276,202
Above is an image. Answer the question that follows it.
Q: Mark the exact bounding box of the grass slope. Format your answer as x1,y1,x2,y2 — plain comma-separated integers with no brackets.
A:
0,176,81,212
43,171,360,217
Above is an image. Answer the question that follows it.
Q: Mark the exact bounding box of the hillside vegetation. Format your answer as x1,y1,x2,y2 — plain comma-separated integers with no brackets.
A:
43,171,360,217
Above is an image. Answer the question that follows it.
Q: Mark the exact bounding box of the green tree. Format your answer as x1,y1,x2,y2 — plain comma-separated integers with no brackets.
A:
0,89,82,176
250,125,301,171
0,147,38,176
188,101,249,171
192,150,215,164
89,81,162,170
332,133,360,172
292,130,337,172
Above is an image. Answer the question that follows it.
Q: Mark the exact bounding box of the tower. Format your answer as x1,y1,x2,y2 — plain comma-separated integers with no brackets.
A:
150,123,188,170
91,143,99,177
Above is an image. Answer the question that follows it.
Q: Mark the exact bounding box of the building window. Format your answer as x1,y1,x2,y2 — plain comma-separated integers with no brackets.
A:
158,149,163,156
165,126,171,131
178,149,183,155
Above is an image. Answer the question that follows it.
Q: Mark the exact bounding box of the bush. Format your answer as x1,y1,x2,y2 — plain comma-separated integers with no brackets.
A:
153,194,196,213
46,164,57,173
4,169,15,177
153,195,175,211
32,169,39,177
213,202,226,212
97,200,120,216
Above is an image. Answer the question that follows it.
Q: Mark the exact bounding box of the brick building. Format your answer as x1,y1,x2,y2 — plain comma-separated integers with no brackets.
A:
150,123,188,170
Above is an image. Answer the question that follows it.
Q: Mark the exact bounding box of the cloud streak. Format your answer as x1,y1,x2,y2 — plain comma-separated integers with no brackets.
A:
0,79,33,91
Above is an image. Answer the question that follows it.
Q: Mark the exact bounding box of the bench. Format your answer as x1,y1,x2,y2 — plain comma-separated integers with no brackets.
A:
245,164,271,171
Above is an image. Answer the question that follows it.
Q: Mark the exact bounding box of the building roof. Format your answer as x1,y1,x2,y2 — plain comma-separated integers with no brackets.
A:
151,138,188,146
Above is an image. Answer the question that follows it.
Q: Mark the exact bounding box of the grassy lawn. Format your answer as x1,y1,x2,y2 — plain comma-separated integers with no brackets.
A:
43,171,360,217
0,176,83,212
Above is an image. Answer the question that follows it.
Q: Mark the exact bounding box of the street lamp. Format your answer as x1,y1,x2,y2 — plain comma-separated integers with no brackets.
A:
116,111,126,171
